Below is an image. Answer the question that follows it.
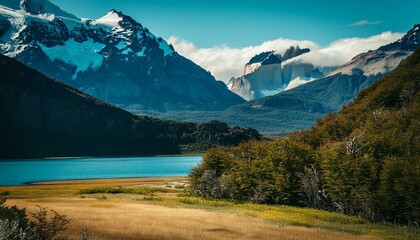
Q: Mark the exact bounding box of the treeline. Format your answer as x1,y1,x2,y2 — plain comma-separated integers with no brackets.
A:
190,49,420,224
0,55,260,158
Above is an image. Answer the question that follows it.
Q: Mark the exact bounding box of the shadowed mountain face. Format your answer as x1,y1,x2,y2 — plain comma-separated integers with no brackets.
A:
0,54,260,159
0,0,244,112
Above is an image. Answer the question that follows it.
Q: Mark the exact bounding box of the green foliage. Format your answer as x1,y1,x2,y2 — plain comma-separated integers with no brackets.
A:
190,49,420,224
190,139,314,204
0,197,34,240
0,197,71,240
30,206,70,240
78,187,174,195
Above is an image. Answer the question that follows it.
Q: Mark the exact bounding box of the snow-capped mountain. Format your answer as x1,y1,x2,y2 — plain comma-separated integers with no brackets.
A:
228,46,335,100
227,24,420,131
0,0,244,111
158,24,420,134
328,24,419,79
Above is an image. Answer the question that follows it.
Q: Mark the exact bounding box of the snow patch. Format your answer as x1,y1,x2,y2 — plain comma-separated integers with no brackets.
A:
136,47,145,57
93,11,121,28
36,13,55,21
122,48,132,55
115,40,126,50
39,39,105,79
158,38,173,56
0,5,25,18
284,77,315,91
244,63,261,75
328,50,412,77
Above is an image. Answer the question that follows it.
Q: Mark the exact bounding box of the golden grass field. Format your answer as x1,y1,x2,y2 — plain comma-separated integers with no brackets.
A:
1,177,418,240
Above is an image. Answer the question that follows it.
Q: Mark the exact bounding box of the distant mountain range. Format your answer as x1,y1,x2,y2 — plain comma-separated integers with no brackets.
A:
0,0,418,137
0,0,244,111
228,46,336,100
0,54,260,158
142,24,419,134
247,24,419,113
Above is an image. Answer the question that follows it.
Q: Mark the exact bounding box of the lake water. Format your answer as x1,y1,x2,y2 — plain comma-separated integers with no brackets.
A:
0,156,202,186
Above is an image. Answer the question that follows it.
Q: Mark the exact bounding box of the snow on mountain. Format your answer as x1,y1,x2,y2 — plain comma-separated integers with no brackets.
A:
328,24,420,78
284,76,316,91
12,0,80,20
228,46,333,100
244,62,261,75
92,10,122,28
0,0,244,111
327,50,409,77
38,39,105,79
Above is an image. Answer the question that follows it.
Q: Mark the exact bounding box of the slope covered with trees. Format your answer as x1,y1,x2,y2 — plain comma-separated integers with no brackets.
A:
190,48,420,224
0,55,260,159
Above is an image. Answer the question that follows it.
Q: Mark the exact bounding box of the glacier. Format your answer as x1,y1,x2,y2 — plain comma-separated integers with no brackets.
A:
39,39,105,79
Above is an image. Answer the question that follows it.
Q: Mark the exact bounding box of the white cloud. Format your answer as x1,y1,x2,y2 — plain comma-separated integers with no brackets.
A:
348,20,381,27
292,32,403,67
168,32,403,82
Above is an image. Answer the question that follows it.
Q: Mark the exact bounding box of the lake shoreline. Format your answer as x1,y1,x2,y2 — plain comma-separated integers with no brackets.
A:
0,153,203,161
0,156,202,186
23,176,189,187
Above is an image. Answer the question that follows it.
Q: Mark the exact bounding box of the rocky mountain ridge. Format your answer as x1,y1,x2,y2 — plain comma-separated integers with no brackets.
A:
228,46,334,100
0,0,244,111
147,24,420,134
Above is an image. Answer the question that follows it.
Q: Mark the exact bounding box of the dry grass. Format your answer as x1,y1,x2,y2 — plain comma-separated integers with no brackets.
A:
1,177,416,240
7,198,375,240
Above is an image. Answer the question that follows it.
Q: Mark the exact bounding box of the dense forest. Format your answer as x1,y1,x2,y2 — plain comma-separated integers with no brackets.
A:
0,55,260,158
190,49,420,224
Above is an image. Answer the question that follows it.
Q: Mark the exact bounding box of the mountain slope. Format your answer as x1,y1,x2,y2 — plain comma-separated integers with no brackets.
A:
288,47,420,223
228,46,335,100
217,24,419,133
245,24,419,112
0,1,244,111
190,47,420,224
142,25,419,135
0,54,260,158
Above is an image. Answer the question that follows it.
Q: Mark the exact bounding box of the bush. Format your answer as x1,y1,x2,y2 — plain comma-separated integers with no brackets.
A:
0,197,70,240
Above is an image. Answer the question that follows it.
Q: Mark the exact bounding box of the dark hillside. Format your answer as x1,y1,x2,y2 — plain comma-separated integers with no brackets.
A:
0,55,260,158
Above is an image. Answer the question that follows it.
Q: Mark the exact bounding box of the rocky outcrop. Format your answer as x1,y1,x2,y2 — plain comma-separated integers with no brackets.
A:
228,46,334,100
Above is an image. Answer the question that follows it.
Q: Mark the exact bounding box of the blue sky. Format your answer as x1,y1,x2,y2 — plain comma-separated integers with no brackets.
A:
48,0,419,80
51,0,419,48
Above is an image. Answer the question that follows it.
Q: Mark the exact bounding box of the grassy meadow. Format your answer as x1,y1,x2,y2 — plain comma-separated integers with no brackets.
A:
1,177,418,240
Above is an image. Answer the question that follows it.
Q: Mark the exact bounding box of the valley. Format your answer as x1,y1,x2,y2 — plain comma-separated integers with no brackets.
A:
0,1,418,239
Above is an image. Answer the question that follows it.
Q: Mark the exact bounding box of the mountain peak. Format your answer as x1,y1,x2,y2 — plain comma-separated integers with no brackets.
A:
94,9,143,29
282,45,310,61
19,0,79,20
94,9,123,28
0,1,243,112
378,23,419,51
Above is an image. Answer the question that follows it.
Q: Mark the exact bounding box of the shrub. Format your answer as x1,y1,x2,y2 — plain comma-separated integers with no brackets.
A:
0,197,70,240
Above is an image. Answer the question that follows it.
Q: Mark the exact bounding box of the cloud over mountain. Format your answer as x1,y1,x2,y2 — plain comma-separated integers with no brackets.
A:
168,32,403,82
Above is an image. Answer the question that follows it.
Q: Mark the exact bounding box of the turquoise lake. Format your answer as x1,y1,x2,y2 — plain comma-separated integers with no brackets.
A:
0,156,202,186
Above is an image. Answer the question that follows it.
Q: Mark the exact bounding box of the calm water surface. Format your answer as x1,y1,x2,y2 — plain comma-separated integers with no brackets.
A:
0,156,202,186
